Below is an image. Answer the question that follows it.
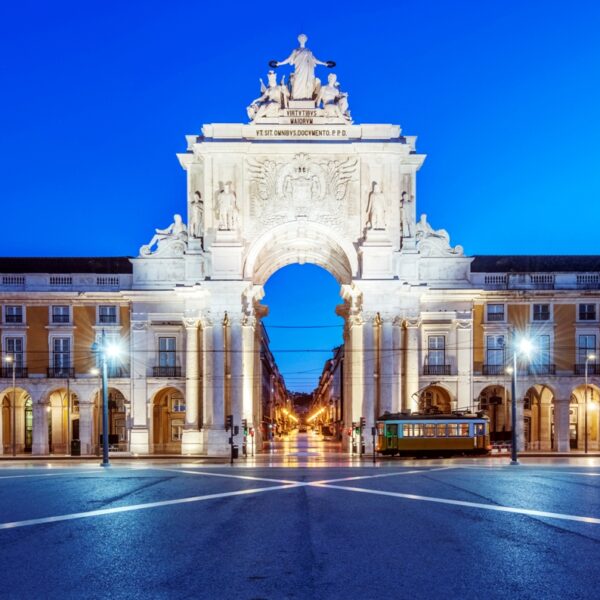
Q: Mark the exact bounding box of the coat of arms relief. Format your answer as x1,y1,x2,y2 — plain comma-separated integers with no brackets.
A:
247,153,358,234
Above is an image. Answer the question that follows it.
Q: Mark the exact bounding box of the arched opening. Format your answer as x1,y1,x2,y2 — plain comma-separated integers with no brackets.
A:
93,387,129,452
419,385,452,414
152,387,185,454
523,385,555,451
477,385,509,443
47,388,79,454
260,263,345,452
1,387,32,454
571,384,600,451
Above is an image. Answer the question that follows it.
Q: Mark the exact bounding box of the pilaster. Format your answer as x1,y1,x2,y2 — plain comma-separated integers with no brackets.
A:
455,318,473,411
78,401,94,455
379,315,394,415
404,317,421,412
392,316,403,413
182,317,203,454
130,320,150,454
554,399,570,452
32,402,49,455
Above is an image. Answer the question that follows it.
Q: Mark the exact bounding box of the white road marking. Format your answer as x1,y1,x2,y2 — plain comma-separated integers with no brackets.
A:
312,466,457,485
0,482,303,530
0,470,103,480
313,483,600,524
155,468,300,484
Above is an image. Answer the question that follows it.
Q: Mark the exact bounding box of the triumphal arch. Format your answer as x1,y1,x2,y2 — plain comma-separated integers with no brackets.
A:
131,35,471,455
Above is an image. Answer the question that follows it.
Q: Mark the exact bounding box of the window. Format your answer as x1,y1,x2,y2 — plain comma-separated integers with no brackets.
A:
386,424,398,437
424,424,436,437
402,424,412,437
536,335,551,366
486,335,505,367
99,305,118,324
170,394,186,413
578,335,596,365
5,305,23,324
171,419,185,442
436,424,447,437
579,304,596,321
5,338,24,368
51,305,70,324
447,424,458,436
533,304,551,321
428,336,445,366
487,304,505,322
159,337,176,367
53,337,71,370
413,424,424,437
458,423,470,437
475,423,486,436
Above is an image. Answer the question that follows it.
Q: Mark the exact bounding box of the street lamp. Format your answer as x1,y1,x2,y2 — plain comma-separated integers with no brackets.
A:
509,337,534,466
584,353,596,455
92,331,123,467
3,354,16,457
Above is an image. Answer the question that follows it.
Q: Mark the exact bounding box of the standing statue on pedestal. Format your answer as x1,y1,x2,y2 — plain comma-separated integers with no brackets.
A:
190,191,204,239
269,34,335,100
400,190,413,238
139,214,188,256
216,182,239,231
247,71,290,121
366,182,386,230
316,73,351,121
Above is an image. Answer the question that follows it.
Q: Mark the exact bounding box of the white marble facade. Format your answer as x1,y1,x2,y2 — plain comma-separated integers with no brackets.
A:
127,35,473,455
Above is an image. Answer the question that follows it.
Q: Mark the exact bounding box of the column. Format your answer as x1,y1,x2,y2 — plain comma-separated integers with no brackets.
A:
539,403,552,450
404,318,421,412
362,313,376,453
130,321,150,454
203,313,229,456
79,401,94,455
242,315,256,425
229,314,244,428
202,317,214,425
182,318,202,454
554,399,570,452
379,316,394,415
32,402,48,455
392,317,403,413
455,319,473,411
348,314,363,442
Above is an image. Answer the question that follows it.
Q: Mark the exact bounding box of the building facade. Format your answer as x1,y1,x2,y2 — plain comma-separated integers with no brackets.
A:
2,36,599,455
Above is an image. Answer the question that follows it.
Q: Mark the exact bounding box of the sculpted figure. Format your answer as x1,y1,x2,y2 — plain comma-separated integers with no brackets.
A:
415,213,463,256
140,214,188,256
190,191,204,239
270,34,335,100
247,70,289,121
316,73,351,121
216,182,239,230
400,190,413,237
366,182,386,230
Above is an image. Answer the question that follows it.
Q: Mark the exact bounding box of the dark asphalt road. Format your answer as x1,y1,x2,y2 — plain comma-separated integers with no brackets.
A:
0,462,599,599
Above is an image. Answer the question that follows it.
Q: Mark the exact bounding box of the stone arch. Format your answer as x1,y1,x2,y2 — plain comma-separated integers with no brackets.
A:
151,386,186,454
92,386,129,452
419,384,453,414
0,386,33,454
477,385,510,443
45,387,80,454
243,221,359,285
523,384,556,451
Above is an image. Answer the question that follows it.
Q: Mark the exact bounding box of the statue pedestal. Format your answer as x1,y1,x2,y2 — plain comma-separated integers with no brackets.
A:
210,230,243,279
288,100,316,109
360,229,395,279
203,427,232,457
181,429,203,455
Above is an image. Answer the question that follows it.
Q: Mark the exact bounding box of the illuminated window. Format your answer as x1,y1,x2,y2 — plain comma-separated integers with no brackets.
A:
413,424,424,437
436,424,447,437
424,424,436,437
403,424,412,437
459,424,469,437
447,424,458,436
171,419,184,442
475,423,486,435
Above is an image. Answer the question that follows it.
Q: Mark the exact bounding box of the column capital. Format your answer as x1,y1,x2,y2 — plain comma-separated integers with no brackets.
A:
347,314,364,328
243,315,257,328
405,316,421,329
131,320,149,331
183,317,201,329
392,316,404,327
454,318,472,330
225,312,245,327
362,311,379,324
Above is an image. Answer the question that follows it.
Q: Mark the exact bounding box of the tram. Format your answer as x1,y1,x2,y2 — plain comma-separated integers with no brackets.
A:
376,412,491,457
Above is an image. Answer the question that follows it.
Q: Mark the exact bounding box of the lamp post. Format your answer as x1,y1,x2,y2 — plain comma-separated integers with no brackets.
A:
509,337,533,466
92,331,122,468
584,353,596,455
4,355,16,456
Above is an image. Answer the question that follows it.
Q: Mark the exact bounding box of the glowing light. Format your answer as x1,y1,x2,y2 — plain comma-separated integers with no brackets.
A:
307,407,325,423
90,367,100,376
105,343,122,359
517,338,534,356
3,355,13,364
588,353,597,361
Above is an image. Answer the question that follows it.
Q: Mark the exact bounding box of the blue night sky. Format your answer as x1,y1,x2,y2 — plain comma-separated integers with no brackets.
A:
2,1,599,391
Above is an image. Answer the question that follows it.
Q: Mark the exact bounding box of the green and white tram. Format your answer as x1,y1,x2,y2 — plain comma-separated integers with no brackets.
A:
376,412,491,457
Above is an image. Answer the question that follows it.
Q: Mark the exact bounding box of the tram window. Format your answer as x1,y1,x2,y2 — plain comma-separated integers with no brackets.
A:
377,423,385,436
403,424,412,437
436,424,447,437
447,424,458,436
413,424,424,437
459,424,469,437
475,423,485,435
424,424,436,437
386,424,398,437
